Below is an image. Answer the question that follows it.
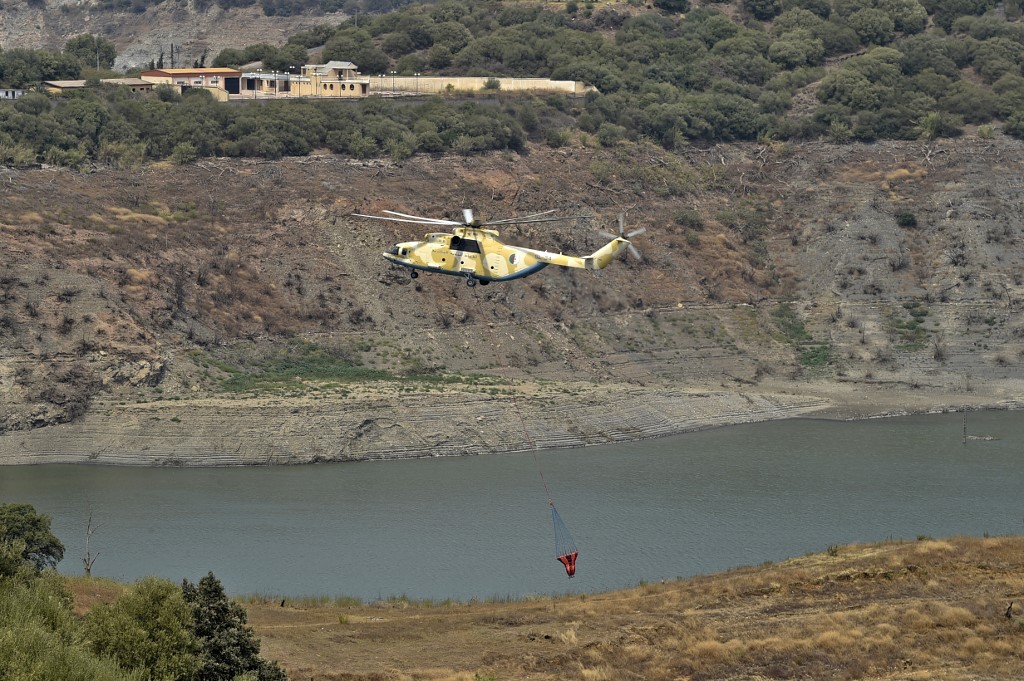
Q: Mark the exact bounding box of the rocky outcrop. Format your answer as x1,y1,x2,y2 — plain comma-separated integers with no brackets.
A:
0,2,344,70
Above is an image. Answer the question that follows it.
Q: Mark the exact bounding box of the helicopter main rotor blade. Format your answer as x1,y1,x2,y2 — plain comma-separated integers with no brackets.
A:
627,243,642,260
382,210,461,225
484,215,588,226
627,226,647,238
353,213,458,225
482,209,558,225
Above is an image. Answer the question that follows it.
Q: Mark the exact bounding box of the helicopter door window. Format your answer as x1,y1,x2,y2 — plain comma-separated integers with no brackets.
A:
454,239,481,254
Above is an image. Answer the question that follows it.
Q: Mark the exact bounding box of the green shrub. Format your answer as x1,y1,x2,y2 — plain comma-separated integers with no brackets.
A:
800,343,832,366
674,208,705,230
170,141,198,165
84,577,202,681
596,122,626,146
544,128,572,148
1004,112,1024,139
0,575,134,681
771,302,812,343
895,210,918,228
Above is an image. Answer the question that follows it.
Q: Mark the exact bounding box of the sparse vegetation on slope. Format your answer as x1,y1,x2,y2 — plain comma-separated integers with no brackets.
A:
234,535,1024,680
2,136,1024,443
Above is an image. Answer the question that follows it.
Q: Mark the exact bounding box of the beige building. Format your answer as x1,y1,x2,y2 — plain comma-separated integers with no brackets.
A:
140,68,242,95
44,78,156,94
241,61,369,98
99,78,155,94
43,80,88,93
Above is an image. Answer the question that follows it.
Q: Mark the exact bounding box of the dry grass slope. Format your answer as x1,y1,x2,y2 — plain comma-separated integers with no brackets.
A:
200,536,1024,680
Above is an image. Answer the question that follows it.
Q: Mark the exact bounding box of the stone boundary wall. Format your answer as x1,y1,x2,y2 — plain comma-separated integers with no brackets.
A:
367,76,594,96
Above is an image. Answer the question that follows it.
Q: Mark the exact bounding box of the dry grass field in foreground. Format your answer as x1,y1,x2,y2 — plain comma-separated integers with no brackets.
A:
220,536,1023,681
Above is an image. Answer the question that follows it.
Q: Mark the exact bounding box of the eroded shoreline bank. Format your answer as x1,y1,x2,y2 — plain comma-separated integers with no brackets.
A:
2,378,1020,466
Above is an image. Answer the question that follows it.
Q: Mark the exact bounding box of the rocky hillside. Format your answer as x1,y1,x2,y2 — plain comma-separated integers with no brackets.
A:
0,1,342,70
1,136,1023,463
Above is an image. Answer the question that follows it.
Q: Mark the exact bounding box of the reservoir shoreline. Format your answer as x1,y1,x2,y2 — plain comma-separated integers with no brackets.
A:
2,377,1021,466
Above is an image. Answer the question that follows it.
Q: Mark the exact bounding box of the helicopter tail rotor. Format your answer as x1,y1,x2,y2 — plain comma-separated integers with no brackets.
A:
597,213,646,261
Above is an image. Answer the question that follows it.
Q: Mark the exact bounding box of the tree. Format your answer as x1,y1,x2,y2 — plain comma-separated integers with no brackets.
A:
170,141,198,164
897,33,960,77
429,21,473,51
930,0,995,32
84,577,202,680
65,34,117,70
818,69,884,108
382,32,415,57
427,44,453,68
1004,110,1024,139
0,48,81,87
992,72,1024,116
0,503,65,574
262,43,308,71
971,37,1024,84
653,0,691,13
182,572,287,681
768,30,826,67
775,7,827,35
744,0,783,20
846,8,896,45
875,0,927,34
212,47,247,68
916,111,963,139
783,0,832,18
939,80,998,123
322,29,390,75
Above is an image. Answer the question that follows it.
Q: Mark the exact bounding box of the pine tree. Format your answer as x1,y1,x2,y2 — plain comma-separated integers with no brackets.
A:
181,572,287,681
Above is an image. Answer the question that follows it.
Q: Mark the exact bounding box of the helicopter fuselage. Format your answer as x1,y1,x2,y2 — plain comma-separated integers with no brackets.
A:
385,227,569,283
383,226,631,286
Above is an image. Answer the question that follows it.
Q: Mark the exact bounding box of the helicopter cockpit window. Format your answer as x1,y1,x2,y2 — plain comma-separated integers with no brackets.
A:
451,238,481,254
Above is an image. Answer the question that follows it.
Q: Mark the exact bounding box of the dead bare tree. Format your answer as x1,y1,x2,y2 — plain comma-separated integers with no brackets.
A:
82,503,100,577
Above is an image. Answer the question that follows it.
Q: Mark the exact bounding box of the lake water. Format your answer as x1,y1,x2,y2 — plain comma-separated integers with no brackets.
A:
2,410,1021,600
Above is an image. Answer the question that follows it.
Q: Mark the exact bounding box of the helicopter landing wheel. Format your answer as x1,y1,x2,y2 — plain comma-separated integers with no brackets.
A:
409,270,418,279
465,277,477,287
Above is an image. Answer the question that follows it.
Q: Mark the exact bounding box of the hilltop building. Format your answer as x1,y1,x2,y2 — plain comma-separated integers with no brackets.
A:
139,68,242,95
241,61,369,98
43,78,155,94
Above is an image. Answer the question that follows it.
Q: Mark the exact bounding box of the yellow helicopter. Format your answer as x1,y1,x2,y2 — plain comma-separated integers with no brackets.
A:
353,209,645,286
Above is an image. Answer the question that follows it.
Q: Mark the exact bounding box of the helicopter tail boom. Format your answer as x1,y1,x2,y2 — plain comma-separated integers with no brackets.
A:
584,238,631,270
518,238,630,271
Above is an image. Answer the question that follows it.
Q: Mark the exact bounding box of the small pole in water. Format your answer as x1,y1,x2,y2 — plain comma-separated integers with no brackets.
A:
962,407,967,446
